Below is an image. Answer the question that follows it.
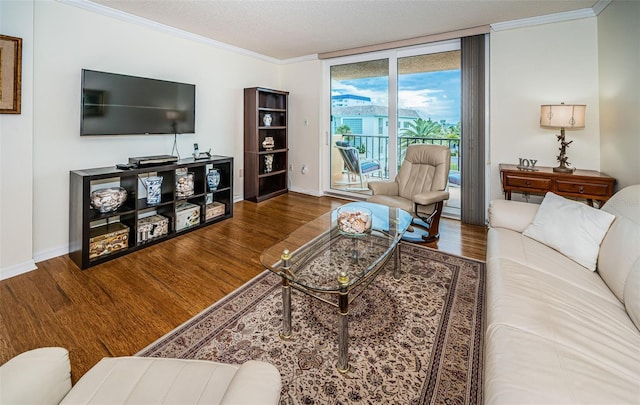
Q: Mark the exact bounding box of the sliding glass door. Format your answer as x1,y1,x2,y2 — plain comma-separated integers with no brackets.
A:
326,40,461,216
329,59,390,192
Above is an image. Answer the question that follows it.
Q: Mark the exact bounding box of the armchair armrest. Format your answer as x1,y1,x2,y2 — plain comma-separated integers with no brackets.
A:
368,180,398,196
0,347,72,405
414,190,449,206
488,199,539,233
220,360,282,405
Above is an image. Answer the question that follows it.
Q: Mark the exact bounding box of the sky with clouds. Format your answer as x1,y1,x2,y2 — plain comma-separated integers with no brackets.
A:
332,69,461,124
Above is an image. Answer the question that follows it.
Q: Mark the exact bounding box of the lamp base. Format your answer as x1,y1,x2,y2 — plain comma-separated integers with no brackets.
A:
553,166,575,173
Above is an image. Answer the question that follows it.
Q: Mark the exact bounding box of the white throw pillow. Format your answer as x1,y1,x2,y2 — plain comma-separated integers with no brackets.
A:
523,192,615,271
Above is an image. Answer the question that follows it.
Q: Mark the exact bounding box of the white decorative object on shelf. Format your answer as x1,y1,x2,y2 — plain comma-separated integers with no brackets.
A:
265,154,274,173
90,187,127,213
175,172,194,199
144,176,163,205
263,113,272,127
262,136,275,150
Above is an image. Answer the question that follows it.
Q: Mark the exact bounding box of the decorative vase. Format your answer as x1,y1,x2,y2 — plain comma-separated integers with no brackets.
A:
144,176,163,205
263,113,272,127
207,168,221,191
264,154,274,173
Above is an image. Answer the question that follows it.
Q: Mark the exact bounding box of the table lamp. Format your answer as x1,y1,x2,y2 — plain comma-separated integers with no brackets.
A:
540,103,586,173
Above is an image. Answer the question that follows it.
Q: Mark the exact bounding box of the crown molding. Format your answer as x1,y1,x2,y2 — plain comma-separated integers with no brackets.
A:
58,0,291,64
592,0,613,15
491,8,596,32
280,54,320,64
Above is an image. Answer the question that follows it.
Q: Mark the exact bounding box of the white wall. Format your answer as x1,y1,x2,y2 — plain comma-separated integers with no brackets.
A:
0,1,37,279
1,0,283,277
598,0,640,189
282,60,324,196
489,18,600,202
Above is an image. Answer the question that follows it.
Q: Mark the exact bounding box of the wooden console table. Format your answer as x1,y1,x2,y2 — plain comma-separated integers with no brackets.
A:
499,164,615,207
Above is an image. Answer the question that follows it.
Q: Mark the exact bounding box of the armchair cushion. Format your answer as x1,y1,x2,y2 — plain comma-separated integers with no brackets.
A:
414,190,450,206
0,347,71,405
220,360,283,405
1,349,281,405
367,180,398,196
60,356,281,405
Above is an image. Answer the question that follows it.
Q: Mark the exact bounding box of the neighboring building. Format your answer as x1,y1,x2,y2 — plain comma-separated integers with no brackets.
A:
332,105,420,136
331,94,371,108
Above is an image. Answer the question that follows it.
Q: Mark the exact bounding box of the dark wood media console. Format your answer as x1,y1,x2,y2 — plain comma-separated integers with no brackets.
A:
69,156,233,269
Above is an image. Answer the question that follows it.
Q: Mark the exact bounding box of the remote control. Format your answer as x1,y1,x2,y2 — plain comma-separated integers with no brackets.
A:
116,163,136,170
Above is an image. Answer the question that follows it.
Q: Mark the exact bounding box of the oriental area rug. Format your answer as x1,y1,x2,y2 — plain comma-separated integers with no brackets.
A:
138,244,485,404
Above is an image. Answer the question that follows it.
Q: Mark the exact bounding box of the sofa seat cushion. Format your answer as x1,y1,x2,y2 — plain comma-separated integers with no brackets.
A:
487,228,619,304
60,357,281,405
485,326,640,405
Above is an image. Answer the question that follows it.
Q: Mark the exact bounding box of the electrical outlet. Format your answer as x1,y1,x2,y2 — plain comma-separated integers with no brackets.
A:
289,163,293,171
239,169,243,178
301,165,308,175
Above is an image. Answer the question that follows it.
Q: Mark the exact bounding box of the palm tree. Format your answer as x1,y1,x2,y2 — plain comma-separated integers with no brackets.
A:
335,125,352,136
400,118,442,138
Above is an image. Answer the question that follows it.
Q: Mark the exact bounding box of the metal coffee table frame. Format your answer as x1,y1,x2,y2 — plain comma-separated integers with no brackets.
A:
260,202,411,373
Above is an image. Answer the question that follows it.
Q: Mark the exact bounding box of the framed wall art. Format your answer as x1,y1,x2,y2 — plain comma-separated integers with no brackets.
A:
0,35,23,114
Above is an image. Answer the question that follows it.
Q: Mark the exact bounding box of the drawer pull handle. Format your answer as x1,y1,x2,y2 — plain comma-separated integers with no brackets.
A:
579,186,585,193
525,181,531,186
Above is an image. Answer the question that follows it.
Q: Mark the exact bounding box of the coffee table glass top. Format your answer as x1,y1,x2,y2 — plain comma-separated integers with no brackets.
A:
260,202,412,292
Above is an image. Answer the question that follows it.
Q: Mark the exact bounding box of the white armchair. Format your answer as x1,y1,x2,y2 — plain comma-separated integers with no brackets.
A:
367,144,450,242
0,347,282,405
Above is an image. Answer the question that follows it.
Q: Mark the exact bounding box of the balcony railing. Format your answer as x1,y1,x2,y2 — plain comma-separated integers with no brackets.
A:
343,135,460,179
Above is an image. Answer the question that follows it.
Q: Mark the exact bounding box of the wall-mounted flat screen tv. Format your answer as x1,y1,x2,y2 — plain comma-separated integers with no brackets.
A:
81,69,195,136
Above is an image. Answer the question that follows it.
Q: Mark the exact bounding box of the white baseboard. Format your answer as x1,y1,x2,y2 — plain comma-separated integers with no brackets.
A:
288,186,323,197
33,245,69,264
0,260,37,281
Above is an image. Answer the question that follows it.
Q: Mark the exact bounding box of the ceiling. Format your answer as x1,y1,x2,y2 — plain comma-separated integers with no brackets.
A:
89,0,599,60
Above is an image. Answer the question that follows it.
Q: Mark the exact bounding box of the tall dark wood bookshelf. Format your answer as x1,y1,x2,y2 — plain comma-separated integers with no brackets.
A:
244,87,289,202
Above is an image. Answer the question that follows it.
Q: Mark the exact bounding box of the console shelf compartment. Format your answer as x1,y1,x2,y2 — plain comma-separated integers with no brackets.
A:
69,156,234,269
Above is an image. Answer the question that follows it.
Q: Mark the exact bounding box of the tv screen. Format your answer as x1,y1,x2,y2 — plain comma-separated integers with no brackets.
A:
81,69,195,136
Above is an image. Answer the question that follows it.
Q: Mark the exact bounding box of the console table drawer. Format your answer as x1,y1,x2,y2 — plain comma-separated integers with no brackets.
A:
556,181,610,197
504,175,550,190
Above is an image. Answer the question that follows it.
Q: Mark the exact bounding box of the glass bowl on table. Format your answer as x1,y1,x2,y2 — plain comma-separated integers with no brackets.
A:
336,206,372,237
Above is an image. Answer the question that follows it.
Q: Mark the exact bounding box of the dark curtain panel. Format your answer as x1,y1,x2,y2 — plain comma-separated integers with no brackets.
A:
461,34,486,226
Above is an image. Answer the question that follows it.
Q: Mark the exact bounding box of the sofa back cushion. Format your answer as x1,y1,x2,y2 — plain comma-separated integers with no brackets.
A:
623,258,640,331
599,185,640,303
522,192,615,271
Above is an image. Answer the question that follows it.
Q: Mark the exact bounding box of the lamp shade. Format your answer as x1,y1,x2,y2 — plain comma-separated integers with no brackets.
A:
540,104,586,129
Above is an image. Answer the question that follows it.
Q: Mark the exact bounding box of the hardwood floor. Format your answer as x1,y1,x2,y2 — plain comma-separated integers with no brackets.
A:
0,192,487,382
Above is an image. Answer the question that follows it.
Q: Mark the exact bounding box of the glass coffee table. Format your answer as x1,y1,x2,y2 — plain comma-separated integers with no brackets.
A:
260,202,412,373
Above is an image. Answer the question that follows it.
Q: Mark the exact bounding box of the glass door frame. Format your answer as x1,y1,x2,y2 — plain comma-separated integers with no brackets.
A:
321,39,461,202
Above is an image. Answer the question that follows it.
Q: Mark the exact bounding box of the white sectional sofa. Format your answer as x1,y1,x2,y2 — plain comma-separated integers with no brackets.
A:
484,185,640,404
